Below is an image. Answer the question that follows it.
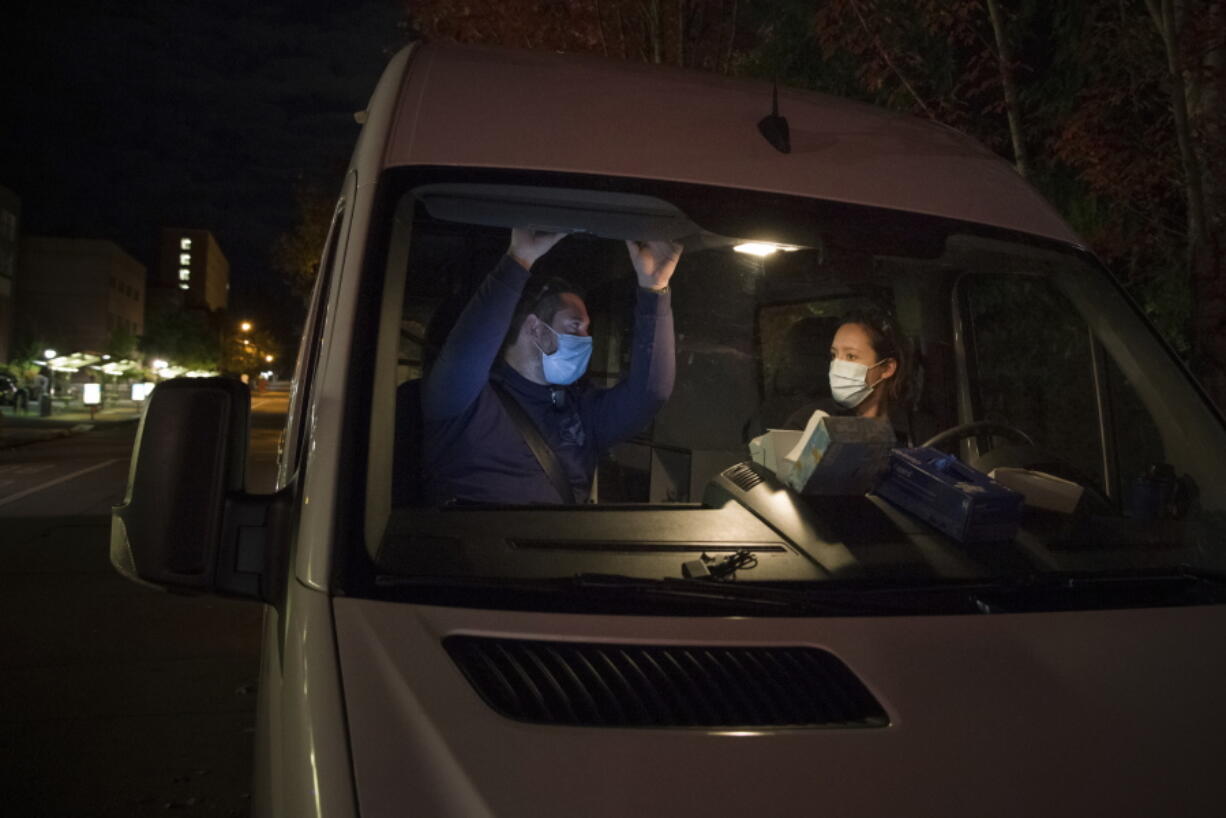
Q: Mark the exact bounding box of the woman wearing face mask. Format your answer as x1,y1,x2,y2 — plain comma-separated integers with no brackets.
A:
784,312,909,437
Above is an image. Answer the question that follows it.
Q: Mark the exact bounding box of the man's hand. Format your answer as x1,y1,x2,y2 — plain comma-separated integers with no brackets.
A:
508,228,565,270
626,239,683,291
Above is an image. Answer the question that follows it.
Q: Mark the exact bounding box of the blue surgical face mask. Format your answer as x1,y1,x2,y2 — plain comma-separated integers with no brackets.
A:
829,358,888,408
536,322,593,385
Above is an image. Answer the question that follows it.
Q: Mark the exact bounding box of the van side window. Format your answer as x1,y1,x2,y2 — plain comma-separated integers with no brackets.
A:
958,270,1179,515
280,199,345,482
1104,353,1167,506
959,274,1107,494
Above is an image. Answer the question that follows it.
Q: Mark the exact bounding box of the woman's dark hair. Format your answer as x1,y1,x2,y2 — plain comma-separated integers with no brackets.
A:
839,309,914,410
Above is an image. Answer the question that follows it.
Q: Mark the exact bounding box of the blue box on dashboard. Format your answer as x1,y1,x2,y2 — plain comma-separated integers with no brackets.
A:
874,447,1023,543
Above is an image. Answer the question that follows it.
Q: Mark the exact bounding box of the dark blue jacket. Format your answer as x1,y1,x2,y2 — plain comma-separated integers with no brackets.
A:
420,255,674,504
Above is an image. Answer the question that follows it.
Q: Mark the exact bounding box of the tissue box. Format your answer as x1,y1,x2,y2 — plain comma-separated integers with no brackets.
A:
748,429,803,480
784,413,895,496
876,447,1023,543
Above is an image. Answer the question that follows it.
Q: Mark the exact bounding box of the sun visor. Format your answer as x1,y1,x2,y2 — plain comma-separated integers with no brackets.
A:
413,183,704,243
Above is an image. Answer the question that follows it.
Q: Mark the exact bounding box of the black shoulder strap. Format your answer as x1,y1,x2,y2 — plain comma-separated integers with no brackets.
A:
491,382,576,505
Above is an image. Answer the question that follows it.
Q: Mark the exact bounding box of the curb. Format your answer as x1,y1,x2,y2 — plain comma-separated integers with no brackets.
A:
0,416,141,451
0,428,76,451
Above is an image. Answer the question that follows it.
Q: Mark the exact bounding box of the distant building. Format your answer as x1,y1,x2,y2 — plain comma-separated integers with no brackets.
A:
154,228,229,313
0,185,19,363
17,237,146,354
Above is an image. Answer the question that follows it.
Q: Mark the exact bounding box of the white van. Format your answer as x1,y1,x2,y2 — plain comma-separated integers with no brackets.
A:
112,41,1226,817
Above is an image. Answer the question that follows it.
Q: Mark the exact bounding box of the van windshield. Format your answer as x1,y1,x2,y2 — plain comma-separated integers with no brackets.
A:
359,169,1226,613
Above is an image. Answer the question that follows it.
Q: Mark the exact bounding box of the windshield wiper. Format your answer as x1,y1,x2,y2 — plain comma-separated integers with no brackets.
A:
941,566,1226,613
376,572,976,615
972,566,1226,590
372,568,1226,615
1170,565,1226,586
376,573,810,612
568,573,814,610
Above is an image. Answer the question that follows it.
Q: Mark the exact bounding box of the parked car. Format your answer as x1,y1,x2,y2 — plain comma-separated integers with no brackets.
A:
111,41,1226,818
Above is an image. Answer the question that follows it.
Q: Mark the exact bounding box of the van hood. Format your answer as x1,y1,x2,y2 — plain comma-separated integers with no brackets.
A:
333,597,1226,818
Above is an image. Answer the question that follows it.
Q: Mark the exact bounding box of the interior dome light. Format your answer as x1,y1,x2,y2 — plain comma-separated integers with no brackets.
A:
733,242,799,256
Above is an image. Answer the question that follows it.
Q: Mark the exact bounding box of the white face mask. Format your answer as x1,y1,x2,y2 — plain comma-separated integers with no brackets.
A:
829,358,888,408
536,322,593,385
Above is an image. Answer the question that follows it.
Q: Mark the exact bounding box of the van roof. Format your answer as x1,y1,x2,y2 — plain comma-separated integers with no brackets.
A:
379,42,1082,248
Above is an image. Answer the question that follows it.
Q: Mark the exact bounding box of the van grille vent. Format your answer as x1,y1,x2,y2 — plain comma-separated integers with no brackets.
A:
723,462,765,491
444,636,887,728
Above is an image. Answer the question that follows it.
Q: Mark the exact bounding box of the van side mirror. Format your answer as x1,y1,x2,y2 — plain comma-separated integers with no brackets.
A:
111,378,285,602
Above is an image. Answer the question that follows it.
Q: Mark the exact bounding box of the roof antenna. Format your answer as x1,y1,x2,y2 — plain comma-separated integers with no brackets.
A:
758,82,791,155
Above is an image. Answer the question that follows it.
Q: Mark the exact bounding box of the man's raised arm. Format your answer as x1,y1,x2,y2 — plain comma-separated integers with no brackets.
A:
587,240,683,450
421,229,563,420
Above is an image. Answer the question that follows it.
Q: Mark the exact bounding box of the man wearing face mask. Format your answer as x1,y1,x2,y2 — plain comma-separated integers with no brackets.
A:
420,227,681,505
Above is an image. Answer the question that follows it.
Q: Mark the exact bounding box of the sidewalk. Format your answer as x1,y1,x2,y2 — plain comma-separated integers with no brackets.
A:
0,403,144,450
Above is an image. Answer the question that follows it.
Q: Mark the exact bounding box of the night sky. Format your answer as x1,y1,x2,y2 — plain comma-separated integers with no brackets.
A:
1,0,408,343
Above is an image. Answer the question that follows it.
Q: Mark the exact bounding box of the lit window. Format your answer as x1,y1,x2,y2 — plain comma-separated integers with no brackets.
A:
179,253,191,266
179,268,190,281
179,282,189,290
180,238,192,250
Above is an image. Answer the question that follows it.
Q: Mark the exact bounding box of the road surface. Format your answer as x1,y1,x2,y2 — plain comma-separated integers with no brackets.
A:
0,390,287,817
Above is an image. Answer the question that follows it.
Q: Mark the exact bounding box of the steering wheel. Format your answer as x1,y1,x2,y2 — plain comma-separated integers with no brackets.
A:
921,420,1035,451
920,420,1112,512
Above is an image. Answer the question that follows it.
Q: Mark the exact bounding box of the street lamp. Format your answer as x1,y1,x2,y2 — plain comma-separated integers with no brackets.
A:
44,348,57,359
240,321,252,333
264,354,274,363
